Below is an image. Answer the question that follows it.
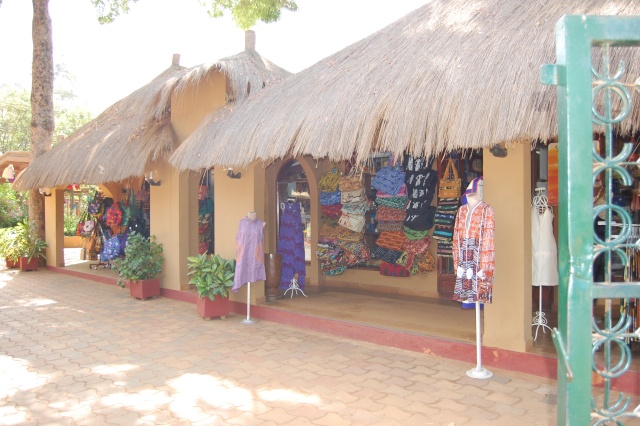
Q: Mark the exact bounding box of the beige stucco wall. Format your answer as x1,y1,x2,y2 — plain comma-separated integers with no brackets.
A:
44,189,64,267
483,144,533,352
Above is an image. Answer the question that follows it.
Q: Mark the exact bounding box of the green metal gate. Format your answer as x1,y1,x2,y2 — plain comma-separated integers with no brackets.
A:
541,15,640,425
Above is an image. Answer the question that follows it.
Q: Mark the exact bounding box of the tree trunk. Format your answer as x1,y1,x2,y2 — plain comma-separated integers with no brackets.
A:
30,0,54,239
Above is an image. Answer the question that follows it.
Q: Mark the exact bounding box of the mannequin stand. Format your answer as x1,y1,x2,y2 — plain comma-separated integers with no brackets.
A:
531,285,551,340
240,282,257,324
466,301,493,379
283,276,308,298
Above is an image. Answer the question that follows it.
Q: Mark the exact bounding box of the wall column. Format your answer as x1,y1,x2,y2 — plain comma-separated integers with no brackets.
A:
44,188,64,267
483,144,533,352
150,160,190,291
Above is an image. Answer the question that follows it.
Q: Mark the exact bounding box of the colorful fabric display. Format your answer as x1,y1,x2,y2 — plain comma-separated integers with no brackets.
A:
371,245,403,263
376,205,406,222
338,227,364,242
372,163,406,196
402,154,434,173
376,184,407,198
319,223,341,243
416,251,436,273
318,166,340,192
380,261,410,277
403,226,429,240
404,201,437,231
375,231,407,252
437,241,454,258
338,211,366,233
341,187,365,204
321,203,343,220
320,190,341,206
376,196,408,210
316,243,347,276
339,175,363,192
341,200,371,215
376,220,405,232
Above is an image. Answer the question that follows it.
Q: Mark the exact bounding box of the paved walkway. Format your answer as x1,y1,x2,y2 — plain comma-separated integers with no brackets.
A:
0,267,561,425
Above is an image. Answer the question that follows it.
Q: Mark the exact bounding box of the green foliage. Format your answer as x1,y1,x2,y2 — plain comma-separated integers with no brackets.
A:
63,211,80,237
4,221,48,263
91,0,138,24
0,83,93,153
0,85,31,153
0,185,27,228
187,252,236,301
113,232,164,287
200,0,298,31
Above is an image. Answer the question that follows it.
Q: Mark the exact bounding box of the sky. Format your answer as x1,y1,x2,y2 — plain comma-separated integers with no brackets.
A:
0,0,428,115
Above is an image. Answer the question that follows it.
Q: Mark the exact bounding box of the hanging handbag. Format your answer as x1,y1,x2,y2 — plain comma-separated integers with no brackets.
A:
404,226,429,240
371,162,405,196
340,187,365,204
439,158,462,198
416,251,436,273
341,200,371,215
338,227,364,243
339,171,363,192
404,234,431,255
338,211,366,233
318,163,340,192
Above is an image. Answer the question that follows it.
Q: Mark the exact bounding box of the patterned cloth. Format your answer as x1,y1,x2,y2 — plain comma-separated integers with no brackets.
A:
233,217,266,292
277,202,306,290
452,201,495,303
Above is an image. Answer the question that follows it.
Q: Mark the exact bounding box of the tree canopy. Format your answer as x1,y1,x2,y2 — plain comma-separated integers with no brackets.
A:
200,0,298,31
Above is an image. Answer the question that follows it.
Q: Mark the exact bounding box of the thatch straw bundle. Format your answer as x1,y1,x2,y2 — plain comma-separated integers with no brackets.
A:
15,34,291,190
169,0,640,171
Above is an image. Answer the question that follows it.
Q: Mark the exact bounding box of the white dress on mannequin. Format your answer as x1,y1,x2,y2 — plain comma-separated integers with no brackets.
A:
531,192,558,287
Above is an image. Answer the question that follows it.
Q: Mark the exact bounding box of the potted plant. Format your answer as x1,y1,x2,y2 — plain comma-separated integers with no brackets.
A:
0,228,19,268
13,221,47,271
113,231,164,300
187,252,235,319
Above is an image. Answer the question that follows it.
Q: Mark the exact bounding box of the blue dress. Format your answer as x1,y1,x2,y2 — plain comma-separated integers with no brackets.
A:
277,202,306,290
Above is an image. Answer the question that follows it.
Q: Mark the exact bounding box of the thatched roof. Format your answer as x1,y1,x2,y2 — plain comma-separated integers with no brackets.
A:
0,151,30,178
14,31,291,190
169,0,640,171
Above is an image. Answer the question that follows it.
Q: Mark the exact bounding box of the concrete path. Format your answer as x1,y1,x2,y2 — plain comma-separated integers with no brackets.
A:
0,267,560,425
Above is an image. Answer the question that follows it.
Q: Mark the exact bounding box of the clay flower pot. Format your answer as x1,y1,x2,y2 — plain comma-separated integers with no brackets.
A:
128,278,161,300
196,296,230,319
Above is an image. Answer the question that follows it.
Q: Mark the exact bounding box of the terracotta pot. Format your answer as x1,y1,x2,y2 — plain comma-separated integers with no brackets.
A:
197,296,230,319
264,253,282,302
5,257,18,268
129,278,161,300
19,257,38,272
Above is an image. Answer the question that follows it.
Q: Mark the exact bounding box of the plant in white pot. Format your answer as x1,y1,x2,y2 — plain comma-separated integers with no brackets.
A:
113,232,164,300
187,252,235,319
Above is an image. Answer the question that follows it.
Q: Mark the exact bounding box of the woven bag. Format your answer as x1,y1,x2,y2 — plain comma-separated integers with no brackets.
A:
342,200,371,215
338,227,364,242
339,174,363,192
371,245,403,263
404,234,431,255
439,158,461,198
375,231,407,252
416,251,436,273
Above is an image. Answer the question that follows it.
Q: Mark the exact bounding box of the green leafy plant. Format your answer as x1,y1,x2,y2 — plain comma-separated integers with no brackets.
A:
64,210,80,236
187,252,236,301
13,221,47,262
113,232,164,287
0,228,19,262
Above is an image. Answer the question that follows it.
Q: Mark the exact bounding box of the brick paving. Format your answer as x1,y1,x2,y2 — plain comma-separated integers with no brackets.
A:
0,267,564,425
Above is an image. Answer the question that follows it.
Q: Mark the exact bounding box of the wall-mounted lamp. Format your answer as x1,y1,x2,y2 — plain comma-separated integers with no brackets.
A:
490,143,508,158
145,170,161,186
227,168,242,179
38,187,52,197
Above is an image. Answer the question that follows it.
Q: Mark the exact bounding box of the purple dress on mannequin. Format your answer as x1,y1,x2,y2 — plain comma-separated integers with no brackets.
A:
277,201,306,290
233,217,266,293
